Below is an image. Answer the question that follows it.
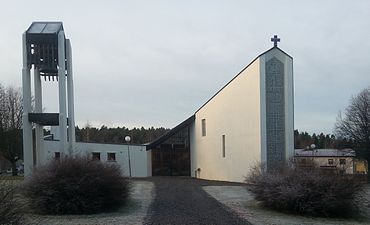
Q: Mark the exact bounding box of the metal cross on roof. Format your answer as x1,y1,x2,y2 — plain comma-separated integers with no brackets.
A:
271,35,280,47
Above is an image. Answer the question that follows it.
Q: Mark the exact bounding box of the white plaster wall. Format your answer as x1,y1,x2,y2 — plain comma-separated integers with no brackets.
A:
260,48,294,164
191,59,262,183
44,140,150,177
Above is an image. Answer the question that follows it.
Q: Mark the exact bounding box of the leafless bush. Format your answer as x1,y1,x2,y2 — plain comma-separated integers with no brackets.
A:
246,163,365,217
0,181,25,225
22,155,130,215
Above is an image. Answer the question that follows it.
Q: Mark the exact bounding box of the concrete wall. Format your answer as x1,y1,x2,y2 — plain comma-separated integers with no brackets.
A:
44,140,150,177
191,58,262,182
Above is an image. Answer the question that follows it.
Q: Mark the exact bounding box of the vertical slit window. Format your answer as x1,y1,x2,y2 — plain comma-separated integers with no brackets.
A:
201,119,206,136
222,135,226,158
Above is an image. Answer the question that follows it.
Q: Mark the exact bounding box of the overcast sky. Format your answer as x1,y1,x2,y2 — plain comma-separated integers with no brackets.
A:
1,0,369,134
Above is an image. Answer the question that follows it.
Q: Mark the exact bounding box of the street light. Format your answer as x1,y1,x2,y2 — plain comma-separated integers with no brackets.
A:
125,136,132,177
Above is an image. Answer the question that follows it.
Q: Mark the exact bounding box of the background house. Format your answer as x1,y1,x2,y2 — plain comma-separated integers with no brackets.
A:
294,148,368,174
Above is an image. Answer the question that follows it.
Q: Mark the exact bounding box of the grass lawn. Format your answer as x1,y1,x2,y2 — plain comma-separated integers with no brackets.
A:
0,175,24,180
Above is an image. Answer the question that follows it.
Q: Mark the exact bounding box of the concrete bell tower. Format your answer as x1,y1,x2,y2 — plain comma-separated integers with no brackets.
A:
22,22,75,176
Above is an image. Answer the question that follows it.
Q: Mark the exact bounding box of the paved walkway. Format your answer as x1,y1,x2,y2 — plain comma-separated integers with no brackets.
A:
143,177,250,225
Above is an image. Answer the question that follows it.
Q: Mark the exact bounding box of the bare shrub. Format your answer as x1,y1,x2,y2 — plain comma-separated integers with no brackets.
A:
22,155,130,215
0,181,25,225
246,163,365,217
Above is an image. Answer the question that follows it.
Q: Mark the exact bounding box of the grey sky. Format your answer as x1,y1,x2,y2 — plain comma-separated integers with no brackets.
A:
1,0,369,134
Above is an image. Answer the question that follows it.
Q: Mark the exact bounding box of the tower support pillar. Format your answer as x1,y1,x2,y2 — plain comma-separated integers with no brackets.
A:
22,32,33,176
66,39,75,153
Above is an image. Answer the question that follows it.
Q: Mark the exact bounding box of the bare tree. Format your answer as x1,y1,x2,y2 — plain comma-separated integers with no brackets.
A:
0,84,23,176
335,86,370,165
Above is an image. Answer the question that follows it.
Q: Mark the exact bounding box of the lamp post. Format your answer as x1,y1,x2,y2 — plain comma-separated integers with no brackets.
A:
125,136,132,177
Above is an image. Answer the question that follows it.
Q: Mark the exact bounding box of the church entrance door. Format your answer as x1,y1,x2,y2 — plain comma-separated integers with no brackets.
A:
151,144,190,176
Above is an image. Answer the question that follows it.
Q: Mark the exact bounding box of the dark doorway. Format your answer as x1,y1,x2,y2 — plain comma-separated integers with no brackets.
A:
146,116,194,176
152,143,190,176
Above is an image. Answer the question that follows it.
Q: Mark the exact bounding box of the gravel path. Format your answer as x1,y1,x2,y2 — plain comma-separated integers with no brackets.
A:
143,177,250,225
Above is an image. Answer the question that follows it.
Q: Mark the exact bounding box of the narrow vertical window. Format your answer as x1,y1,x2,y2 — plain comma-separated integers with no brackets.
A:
222,135,226,158
201,119,206,136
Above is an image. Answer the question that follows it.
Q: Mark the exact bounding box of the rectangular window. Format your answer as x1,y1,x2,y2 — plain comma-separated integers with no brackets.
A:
92,152,101,161
54,152,60,160
201,119,206,136
107,153,116,161
328,159,333,165
222,135,226,158
340,159,346,165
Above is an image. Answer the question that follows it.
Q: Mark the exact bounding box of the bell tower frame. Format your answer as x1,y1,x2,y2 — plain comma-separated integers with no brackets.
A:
22,22,75,176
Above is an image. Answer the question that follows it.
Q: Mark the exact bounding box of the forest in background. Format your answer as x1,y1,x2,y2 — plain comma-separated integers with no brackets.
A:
75,125,170,145
294,130,353,149
74,124,353,149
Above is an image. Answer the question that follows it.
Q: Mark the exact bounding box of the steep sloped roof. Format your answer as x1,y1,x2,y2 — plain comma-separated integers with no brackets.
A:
146,47,292,150
195,46,291,113
146,115,195,150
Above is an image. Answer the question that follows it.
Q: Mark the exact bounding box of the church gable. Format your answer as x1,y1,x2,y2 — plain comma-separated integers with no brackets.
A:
195,47,291,114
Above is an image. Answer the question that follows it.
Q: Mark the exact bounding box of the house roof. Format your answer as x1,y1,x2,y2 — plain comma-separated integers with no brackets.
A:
145,115,195,150
294,149,356,157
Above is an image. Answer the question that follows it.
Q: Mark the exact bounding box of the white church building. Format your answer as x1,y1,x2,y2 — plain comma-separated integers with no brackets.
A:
146,38,294,182
22,22,293,183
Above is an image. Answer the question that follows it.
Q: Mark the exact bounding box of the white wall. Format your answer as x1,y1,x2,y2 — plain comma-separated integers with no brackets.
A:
191,58,262,182
190,48,294,183
44,140,150,177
